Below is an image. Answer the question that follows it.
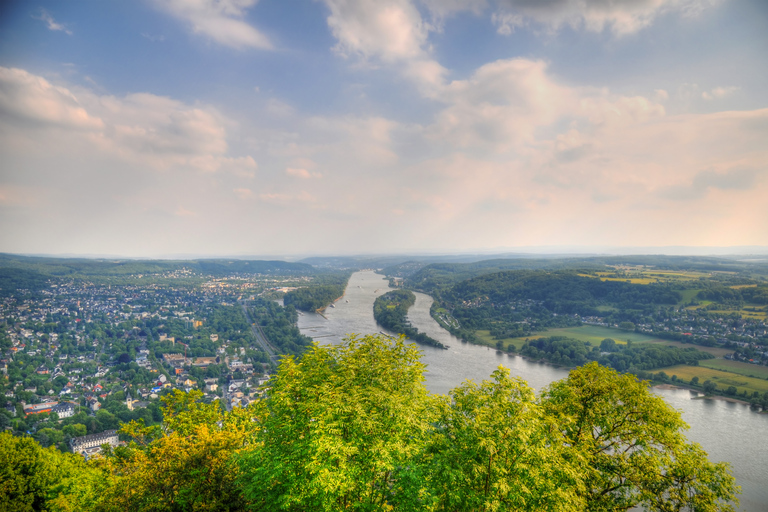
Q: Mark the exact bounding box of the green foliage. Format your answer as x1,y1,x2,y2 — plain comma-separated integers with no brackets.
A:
237,335,437,511
373,290,446,348
425,368,583,511
542,363,738,511
0,336,739,512
0,431,104,512
249,298,312,356
521,336,713,371
283,273,351,311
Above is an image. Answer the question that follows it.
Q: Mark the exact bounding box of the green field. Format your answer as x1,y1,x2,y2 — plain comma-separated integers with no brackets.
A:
474,330,525,352
641,339,731,358
510,325,661,347
663,365,768,396
699,359,768,379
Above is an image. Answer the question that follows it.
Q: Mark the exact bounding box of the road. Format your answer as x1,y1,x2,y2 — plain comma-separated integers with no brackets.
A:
240,301,280,363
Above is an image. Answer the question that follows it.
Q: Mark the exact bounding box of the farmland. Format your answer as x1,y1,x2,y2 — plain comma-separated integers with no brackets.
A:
699,359,768,379
662,365,768,396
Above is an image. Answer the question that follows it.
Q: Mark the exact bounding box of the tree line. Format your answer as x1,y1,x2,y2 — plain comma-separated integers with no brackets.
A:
520,336,713,371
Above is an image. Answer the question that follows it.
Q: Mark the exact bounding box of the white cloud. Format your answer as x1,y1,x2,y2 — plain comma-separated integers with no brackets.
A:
32,9,73,35
325,0,428,62
233,187,253,199
427,59,573,151
0,67,255,174
286,167,322,179
322,0,448,93
0,67,103,130
702,86,739,100
490,0,723,36
153,0,271,49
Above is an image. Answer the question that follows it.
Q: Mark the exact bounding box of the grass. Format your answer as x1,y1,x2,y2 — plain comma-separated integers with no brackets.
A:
474,330,525,352
699,359,768,380
642,339,731,357
662,365,768,396
508,325,661,348
678,289,702,304
707,308,767,320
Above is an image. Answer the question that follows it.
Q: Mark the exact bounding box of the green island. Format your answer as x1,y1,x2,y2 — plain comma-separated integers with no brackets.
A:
373,290,447,349
0,335,740,511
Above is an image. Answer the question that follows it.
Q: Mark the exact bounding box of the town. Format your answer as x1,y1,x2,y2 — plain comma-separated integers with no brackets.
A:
0,269,313,456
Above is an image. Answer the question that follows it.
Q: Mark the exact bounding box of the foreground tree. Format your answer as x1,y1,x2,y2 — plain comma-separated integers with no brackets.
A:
0,431,104,512
237,334,438,511
425,368,583,512
96,389,259,512
542,362,738,512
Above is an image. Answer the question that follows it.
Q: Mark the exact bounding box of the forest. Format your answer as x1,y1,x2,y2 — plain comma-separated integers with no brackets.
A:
249,298,313,357
520,336,713,370
282,272,351,312
0,335,738,512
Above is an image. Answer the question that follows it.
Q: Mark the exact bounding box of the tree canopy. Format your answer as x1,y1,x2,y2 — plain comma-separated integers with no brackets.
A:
0,334,739,511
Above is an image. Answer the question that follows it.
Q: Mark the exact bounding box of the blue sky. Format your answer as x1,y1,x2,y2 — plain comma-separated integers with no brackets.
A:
1,0,767,257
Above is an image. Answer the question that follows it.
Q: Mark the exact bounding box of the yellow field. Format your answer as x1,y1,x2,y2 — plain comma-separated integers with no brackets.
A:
663,365,768,396
707,309,767,320
700,359,768,379
579,269,710,286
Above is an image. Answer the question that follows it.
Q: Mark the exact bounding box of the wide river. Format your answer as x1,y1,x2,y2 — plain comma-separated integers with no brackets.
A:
296,270,768,511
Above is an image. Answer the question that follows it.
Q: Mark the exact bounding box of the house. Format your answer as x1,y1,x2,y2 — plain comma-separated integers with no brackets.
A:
52,402,76,418
70,430,120,459
24,401,59,416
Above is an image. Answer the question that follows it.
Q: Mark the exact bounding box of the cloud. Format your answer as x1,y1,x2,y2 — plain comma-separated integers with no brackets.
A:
489,0,722,36
702,86,739,100
427,59,573,151
174,206,196,217
233,187,253,199
141,33,166,42
0,67,103,130
0,67,256,173
660,167,761,200
32,9,72,35
324,0,428,62
286,167,322,179
322,0,448,93
153,0,271,49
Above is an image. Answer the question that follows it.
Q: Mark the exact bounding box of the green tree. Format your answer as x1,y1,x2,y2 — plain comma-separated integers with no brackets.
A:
237,334,437,511
542,362,738,511
425,367,583,512
0,431,105,512
96,389,257,511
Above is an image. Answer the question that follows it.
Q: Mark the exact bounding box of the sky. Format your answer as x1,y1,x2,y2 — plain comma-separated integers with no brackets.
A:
0,0,767,258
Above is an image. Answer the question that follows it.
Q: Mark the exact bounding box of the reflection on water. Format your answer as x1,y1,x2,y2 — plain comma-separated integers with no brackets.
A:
296,270,768,511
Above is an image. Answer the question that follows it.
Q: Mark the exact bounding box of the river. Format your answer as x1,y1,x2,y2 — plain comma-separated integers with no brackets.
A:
295,270,768,511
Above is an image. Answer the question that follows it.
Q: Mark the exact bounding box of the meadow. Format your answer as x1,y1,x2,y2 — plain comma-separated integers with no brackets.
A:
663,365,768,396
699,359,768,379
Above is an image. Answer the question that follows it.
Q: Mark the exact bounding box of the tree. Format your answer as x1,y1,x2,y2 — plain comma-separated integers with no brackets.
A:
0,431,104,512
96,389,258,511
425,367,583,512
541,362,738,511
236,334,438,511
